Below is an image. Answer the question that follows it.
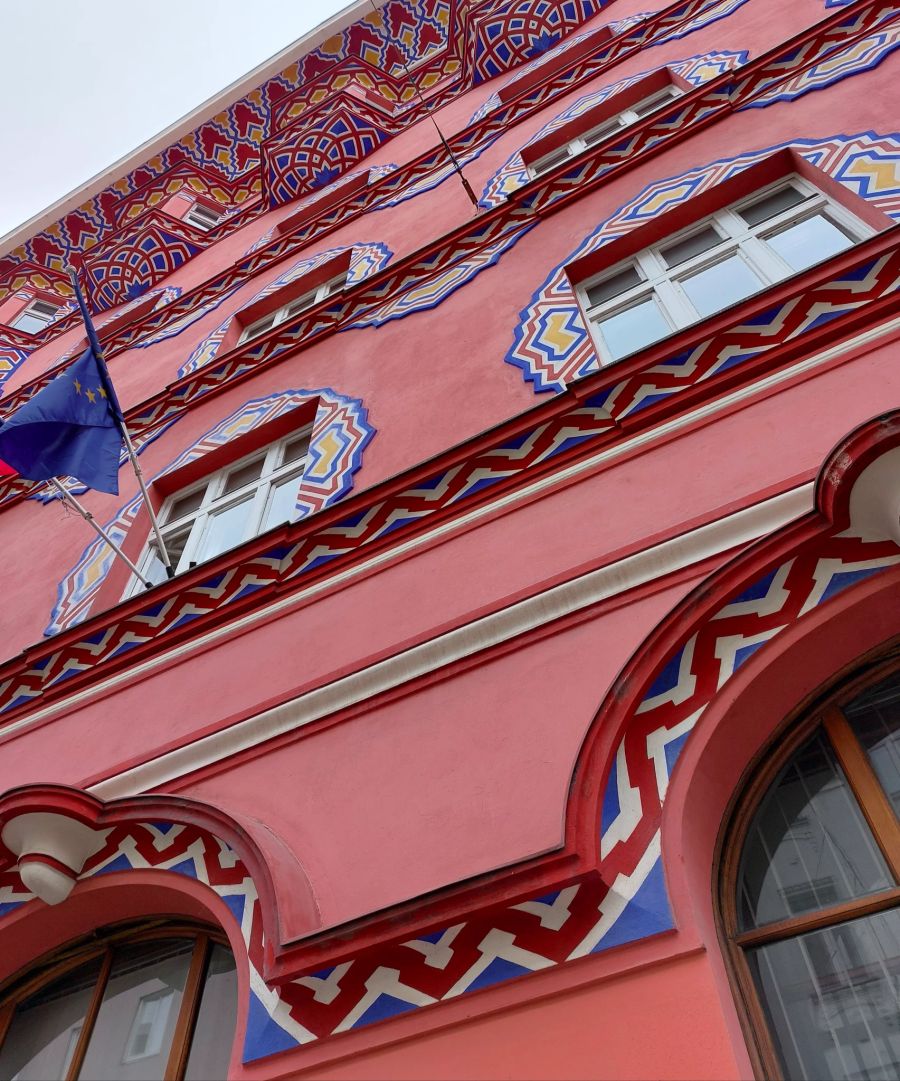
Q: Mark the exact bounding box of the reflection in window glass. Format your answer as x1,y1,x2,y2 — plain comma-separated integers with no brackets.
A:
766,214,853,272
0,957,102,1081
748,909,900,1081
737,730,892,931
680,253,762,318
597,295,670,360
195,497,254,564
79,939,193,1081
845,673,900,817
183,946,239,1081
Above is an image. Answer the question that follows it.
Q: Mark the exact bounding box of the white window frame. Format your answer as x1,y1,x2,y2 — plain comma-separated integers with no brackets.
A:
237,271,347,345
575,175,873,368
528,83,683,178
127,424,313,595
183,202,222,231
9,298,60,333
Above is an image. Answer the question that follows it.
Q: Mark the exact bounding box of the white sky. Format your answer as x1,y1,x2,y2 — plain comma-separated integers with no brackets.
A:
0,0,355,241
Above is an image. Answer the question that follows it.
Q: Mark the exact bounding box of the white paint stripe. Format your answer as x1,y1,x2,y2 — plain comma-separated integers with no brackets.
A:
89,483,812,799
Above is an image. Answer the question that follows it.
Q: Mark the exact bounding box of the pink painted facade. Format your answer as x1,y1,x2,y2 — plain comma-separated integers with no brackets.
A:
0,0,899,1077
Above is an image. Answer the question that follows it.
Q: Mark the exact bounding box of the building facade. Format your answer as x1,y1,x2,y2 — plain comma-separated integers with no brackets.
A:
0,0,898,1077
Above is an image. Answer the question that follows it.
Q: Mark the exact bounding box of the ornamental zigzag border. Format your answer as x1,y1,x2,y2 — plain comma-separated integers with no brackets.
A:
1,223,899,716
1,535,896,1062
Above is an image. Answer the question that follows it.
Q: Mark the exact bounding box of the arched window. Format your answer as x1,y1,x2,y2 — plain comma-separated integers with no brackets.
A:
0,921,237,1080
721,663,900,1080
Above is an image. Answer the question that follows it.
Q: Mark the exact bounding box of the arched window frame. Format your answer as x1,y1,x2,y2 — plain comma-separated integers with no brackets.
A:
0,918,233,1081
717,647,900,1079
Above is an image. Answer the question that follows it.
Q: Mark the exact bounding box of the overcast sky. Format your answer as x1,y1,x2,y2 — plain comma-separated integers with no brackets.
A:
0,0,354,241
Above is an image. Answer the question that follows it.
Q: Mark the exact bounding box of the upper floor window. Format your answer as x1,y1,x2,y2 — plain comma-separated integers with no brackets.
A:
183,202,222,232
721,665,900,1080
135,425,312,589
528,84,682,177
0,922,237,1081
237,271,347,345
576,176,870,365
9,298,61,334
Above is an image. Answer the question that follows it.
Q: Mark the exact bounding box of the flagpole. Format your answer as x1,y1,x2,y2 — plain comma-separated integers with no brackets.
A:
67,270,174,579
50,480,152,589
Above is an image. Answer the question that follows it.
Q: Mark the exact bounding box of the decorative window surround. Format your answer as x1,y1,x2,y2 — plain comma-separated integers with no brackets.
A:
573,175,872,365
527,81,683,178
508,133,900,393
47,387,374,635
129,425,313,592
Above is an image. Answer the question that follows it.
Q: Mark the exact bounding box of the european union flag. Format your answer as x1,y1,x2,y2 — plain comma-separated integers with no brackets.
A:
0,344,125,495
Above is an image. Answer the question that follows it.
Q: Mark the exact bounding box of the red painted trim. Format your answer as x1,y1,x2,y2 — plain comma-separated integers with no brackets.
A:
16,852,78,879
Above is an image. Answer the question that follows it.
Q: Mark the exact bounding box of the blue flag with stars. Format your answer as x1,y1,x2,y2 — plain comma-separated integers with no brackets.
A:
0,344,124,495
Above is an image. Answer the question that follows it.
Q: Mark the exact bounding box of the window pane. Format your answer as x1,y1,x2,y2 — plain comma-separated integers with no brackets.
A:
194,496,254,563
660,226,721,268
241,313,275,341
532,147,571,175
263,472,304,530
11,310,54,334
0,956,104,1081
79,939,193,1081
679,252,763,318
845,673,900,817
765,214,853,272
630,87,677,118
594,295,671,361
183,946,238,1081
739,184,807,227
738,730,893,931
284,293,314,318
281,432,310,465
142,529,190,586
585,265,642,307
582,119,622,147
166,488,205,523
747,908,900,1081
221,457,264,496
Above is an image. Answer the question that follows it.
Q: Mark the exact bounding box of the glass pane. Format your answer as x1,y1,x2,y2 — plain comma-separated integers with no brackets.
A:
284,293,314,318
166,488,205,523
263,472,304,530
532,147,570,175
585,265,642,307
765,214,853,273
845,672,900,817
241,313,275,341
595,294,671,361
679,252,763,318
0,956,104,1081
221,457,264,497
738,730,893,931
582,119,621,147
183,946,238,1081
79,939,193,1080
281,432,310,465
11,310,54,334
142,529,190,587
194,496,254,564
630,87,677,118
660,226,721,268
747,908,900,1081
739,184,807,227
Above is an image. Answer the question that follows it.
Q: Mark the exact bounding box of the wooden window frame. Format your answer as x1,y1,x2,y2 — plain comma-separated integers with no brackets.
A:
717,650,900,1080
0,919,230,1081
